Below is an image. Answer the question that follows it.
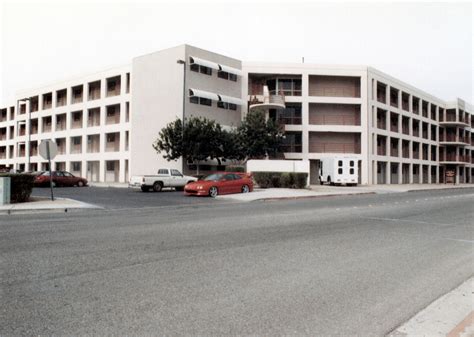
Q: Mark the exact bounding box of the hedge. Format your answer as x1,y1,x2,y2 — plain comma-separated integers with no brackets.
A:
0,173,35,203
253,172,308,189
225,165,245,172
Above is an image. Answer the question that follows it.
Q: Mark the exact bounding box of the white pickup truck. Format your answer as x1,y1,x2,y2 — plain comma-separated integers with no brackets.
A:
129,168,198,192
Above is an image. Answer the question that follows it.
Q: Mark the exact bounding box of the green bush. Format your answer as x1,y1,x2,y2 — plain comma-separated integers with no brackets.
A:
252,171,308,189
225,165,245,172
0,173,35,203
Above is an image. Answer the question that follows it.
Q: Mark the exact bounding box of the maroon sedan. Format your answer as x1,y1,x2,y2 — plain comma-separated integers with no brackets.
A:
184,172,253,197
34,171,88,187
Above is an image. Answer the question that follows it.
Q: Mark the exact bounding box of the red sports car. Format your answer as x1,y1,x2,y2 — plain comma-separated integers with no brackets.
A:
184,172,253,197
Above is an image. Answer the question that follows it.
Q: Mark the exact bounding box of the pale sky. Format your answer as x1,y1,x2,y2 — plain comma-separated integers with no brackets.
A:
1,0,472,106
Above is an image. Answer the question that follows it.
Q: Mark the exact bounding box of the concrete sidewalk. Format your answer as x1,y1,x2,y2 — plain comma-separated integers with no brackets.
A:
388,277,473,337
218,184,473,202
0,197,101,215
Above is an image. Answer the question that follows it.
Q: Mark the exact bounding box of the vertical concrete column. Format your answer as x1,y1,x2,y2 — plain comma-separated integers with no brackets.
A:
398,90,402,110
65,136,71,157
385,85,389,105
386,136,391,158
100,106,106,126
119,158,126,183
386,161,391,184
84,82,89,103
38,94,43,112
82,160,87,181
409,163,414,184
99,160,106,183
66,87,72,106
65,160,71,172
385,110,390,130
120,102,126,124
419,162,423,184
82,109,87,129
51,91,57,109
427,165,432,184
121,73,127,96
100,77,107,100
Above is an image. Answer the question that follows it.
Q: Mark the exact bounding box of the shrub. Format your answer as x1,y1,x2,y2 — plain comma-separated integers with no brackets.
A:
225,165,245,173
280,172,293,188
294,173,308,189
253,172,272,188
0,173,35,203
252,171,308,189
270,174,281,188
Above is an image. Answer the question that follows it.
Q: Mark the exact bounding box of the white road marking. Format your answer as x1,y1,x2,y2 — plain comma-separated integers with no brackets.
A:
364,216,454,227
444,238,474,244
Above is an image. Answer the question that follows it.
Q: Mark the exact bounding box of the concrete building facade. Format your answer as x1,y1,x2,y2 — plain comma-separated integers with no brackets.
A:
1,44,472,185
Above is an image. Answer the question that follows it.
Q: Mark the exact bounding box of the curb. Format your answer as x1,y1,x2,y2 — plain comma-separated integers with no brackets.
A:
0,198,102,215
258,191,377,202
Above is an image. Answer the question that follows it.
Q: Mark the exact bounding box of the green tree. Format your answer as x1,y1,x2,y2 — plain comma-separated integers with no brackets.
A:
237,109,284,160
153,116,224,174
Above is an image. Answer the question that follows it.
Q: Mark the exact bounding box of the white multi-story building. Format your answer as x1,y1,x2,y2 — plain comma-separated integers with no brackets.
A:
1,44,472,185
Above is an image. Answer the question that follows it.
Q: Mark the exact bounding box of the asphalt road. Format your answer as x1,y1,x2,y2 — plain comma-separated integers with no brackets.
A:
1,188,473,336
32,186,226,209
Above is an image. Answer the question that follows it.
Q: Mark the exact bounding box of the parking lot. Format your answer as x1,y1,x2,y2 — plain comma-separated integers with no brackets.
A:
32,186,228,209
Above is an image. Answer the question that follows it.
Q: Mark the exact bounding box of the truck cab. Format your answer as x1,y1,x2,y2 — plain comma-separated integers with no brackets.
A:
129,168,198,192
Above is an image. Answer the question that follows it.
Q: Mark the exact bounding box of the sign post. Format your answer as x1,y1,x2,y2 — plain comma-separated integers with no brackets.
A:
39,140,58,201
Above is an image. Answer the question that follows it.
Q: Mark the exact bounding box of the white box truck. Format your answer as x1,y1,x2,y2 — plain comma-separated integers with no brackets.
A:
319,157,358,186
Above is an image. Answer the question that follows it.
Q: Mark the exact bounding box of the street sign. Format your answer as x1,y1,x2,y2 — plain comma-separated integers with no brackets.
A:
39,140,58,160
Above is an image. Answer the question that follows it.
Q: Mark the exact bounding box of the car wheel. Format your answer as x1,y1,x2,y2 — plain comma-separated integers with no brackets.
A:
209,186,218,198
241,185,250,193
141,186,150,192
153,182,163,192
77,181,84,187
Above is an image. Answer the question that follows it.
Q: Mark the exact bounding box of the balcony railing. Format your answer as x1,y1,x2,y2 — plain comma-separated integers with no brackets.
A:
442,154,470,163
377,147,386,156
313,115,360,126
277,117,302,125
311,143,361,154
440,135,469,143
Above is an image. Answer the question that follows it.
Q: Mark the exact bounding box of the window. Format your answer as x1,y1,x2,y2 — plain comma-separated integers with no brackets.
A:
350,168,354,175
73,113,81,121
350,161,355,167
232,174,242,180
171,169,182,177
72,162,81,171
107,134,115,142
223,174,234,180
200,98,212,106
73,137,81,145
63,172,73,177
218,71,228,80
190,96,199,104
338,160,343,167
338,168,343,174
199,66,212,76
229,73,237,82
107,108,115,117
190,63,212,75
158,169,169,175
217,102,237,110
106,161,115,171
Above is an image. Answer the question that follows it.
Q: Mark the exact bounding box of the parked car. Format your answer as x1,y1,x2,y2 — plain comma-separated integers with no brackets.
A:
34,171,88,187
184,172,253,197
129,168,198,192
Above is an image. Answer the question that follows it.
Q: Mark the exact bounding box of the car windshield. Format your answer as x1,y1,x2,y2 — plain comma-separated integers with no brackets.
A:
204,173,224,181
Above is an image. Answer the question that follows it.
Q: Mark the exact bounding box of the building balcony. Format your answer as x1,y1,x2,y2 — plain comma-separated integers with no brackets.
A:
439,154,470,165
249,86,285,111
439,135,470,146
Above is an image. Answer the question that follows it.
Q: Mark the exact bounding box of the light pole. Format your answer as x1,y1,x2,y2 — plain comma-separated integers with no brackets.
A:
177,59,186,172
17,98,31,171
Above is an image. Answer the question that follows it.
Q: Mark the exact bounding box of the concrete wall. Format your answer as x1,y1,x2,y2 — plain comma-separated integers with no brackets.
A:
247,159,309,174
